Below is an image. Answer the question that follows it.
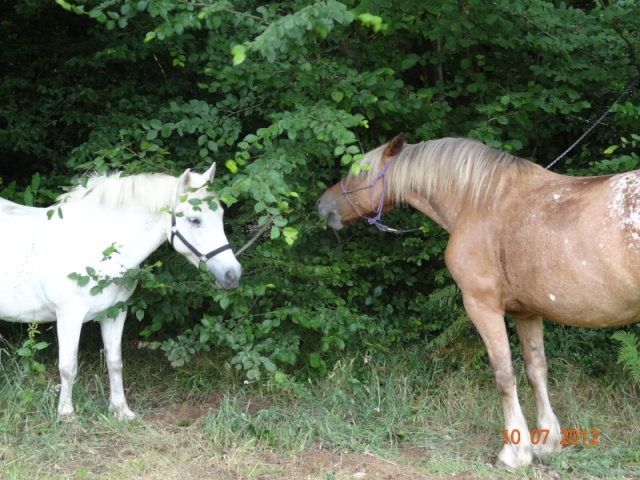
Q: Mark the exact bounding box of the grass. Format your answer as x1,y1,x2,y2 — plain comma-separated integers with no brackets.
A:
0,326,639,479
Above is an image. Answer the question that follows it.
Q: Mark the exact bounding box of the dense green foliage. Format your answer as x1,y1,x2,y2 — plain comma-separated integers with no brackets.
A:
1,0,640,380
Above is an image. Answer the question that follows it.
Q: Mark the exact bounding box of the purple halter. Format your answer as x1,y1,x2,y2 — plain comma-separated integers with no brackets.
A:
340,157,416,234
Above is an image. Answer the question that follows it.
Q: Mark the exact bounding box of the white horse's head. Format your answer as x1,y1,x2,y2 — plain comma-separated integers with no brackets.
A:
170,163,241,289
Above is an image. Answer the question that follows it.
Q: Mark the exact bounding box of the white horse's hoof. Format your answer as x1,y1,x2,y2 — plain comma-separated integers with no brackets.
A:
112,406,136,421
57,403,76,422
57,411,78,423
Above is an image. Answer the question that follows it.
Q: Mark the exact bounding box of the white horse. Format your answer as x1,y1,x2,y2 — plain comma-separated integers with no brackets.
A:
0,163,241,420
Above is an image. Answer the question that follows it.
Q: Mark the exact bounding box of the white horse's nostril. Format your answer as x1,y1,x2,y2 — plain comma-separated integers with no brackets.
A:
220,269,240,289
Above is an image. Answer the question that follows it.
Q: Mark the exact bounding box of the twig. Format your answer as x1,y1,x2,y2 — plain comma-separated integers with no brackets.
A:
363,450,399,466
236,217,274,256
332,228,342,247
153,54,168,84
612,22,640,75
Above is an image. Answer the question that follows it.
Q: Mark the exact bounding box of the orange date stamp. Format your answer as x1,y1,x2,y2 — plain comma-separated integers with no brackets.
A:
502,428,599,446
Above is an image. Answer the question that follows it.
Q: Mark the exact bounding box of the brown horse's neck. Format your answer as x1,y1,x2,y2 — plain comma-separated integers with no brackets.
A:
404,192,459,233
402,165,555,233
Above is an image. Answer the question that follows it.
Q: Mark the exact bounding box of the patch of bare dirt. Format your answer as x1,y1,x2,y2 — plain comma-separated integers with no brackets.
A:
145,403,205,432
287,447,433,479
145,390,270,433
141,395,488,479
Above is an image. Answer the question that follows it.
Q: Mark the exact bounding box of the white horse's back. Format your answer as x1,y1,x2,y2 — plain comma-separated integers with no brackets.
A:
0,201,57,322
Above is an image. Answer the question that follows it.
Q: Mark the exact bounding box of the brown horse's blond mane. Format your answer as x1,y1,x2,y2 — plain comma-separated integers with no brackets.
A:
352,138,540,205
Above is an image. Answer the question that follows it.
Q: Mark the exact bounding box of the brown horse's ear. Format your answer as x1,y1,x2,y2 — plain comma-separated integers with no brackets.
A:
383,133,405,159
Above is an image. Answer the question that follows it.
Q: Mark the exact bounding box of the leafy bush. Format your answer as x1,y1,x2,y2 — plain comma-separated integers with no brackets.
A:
1,0,639,382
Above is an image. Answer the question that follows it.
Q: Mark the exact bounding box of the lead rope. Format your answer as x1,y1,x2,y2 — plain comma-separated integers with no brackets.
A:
546,76,640,170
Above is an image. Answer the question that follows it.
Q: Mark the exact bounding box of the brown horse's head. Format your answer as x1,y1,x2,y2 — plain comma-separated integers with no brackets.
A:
317,133,405,230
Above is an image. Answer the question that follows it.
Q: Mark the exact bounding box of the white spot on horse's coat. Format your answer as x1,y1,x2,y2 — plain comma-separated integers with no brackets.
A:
564,238,568,245
549,294,556,302
553,194,561,200
609,174,640,247
582,260,587,266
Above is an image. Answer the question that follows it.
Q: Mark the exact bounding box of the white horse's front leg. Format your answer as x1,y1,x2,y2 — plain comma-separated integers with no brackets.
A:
463,297,533,469
514,315,562,456
100,311,135,420
55,309,84,419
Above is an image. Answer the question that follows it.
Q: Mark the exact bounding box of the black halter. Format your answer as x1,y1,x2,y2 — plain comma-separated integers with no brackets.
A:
170,213,232,262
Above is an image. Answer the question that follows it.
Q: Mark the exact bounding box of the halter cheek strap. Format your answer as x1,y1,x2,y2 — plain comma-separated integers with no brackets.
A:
340,158,417,234
170,214,232,262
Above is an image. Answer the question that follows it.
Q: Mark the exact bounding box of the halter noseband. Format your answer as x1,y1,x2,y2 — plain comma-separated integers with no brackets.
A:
170,213,232,262
340,157,416,234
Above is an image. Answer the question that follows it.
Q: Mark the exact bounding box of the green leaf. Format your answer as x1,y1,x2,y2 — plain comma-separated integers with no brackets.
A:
225,159,238,173
68,273,90,287
231,45,247,65
55,0,72,11
17,347,32,357
161,124,173,138
309,353,321,368
283,227,298,245
35,341,50,351
23,186,33,206
273,215,287,227
102,244,118,257
31,172,41,191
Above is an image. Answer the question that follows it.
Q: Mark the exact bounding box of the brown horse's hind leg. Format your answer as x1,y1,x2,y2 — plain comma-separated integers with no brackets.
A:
463,296,533,469
513,314,562,456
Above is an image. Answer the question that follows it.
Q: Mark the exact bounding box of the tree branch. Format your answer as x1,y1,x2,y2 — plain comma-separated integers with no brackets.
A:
236,217,275,256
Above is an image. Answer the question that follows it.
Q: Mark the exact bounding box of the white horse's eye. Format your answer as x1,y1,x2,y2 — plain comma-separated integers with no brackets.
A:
188,216,202,226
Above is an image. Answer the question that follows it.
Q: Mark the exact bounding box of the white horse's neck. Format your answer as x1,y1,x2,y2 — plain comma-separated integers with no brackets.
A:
56,173,180,272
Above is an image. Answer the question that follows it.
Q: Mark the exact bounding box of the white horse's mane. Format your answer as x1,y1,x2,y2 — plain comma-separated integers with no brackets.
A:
56,172,178,212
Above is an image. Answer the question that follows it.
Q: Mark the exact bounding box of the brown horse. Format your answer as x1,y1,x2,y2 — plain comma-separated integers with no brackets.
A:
317,133,640,469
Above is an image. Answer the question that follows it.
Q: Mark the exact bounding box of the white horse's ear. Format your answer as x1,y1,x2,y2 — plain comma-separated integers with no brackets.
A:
203,162,216,182
178,168,192,192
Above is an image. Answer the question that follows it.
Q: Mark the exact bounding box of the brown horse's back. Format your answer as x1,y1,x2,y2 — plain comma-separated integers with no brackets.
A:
490,172,640,327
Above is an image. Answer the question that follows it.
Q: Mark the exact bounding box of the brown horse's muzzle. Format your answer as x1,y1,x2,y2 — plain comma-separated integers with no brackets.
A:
316,190,345,230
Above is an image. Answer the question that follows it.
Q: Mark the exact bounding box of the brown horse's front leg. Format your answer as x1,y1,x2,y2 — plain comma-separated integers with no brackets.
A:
463,295,534,469
513,314,562,456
